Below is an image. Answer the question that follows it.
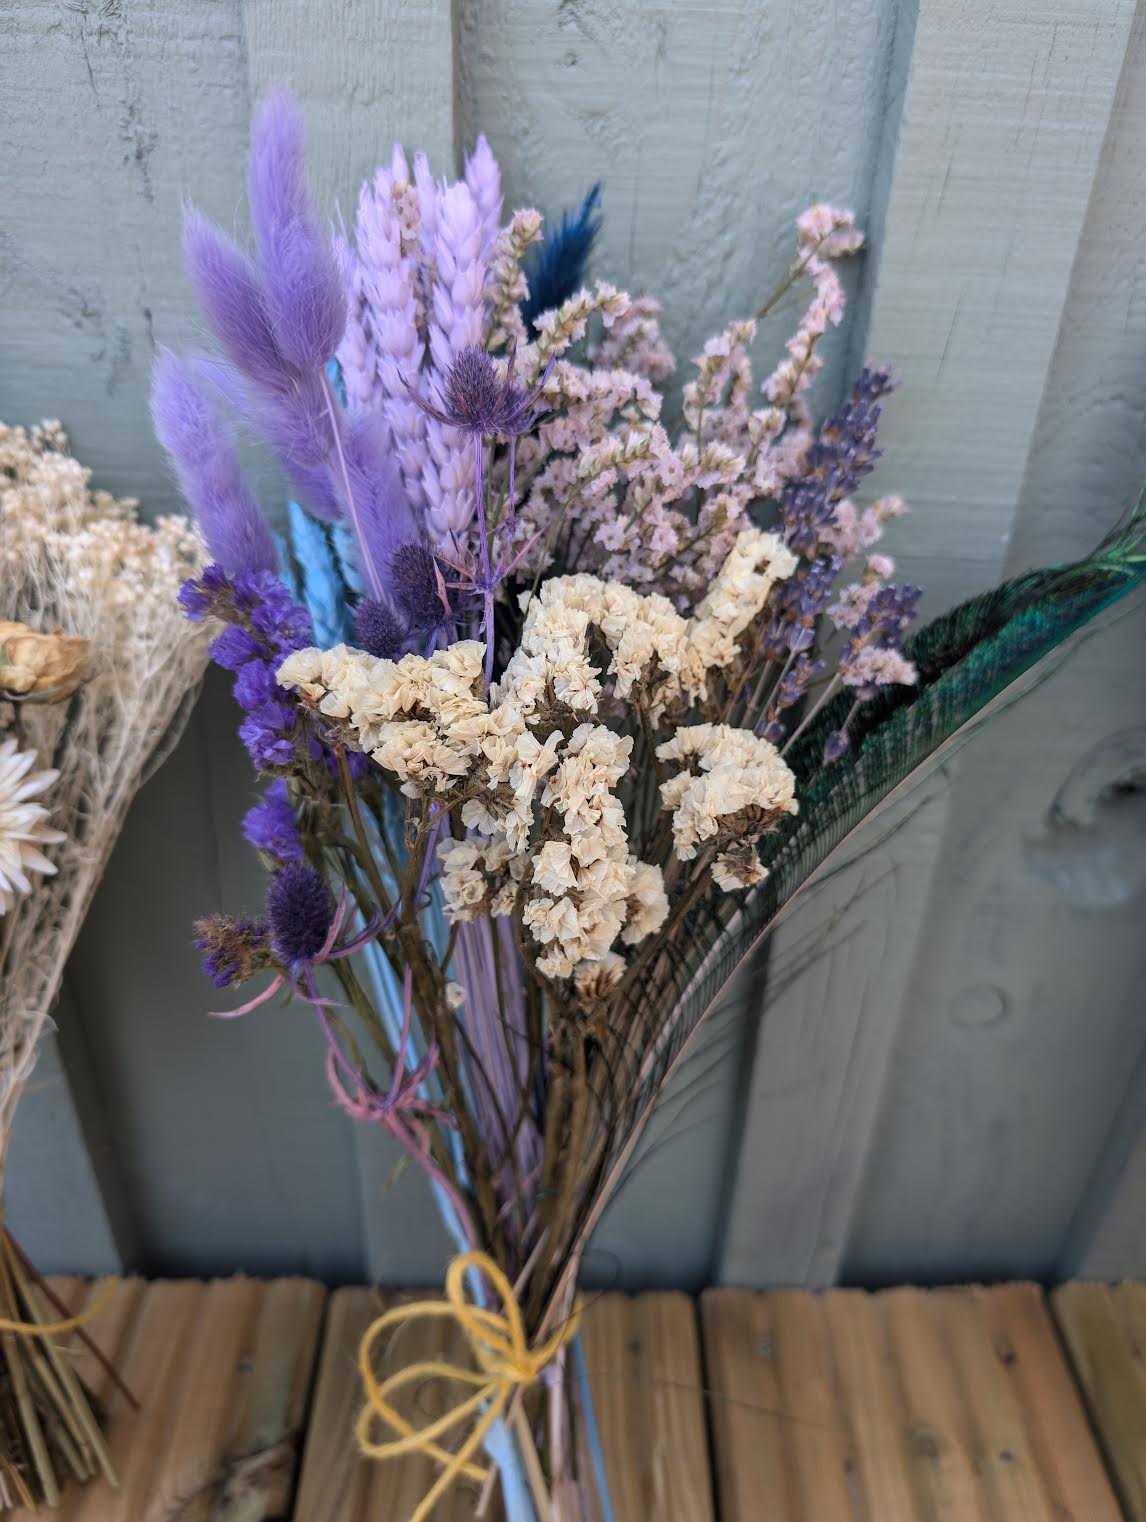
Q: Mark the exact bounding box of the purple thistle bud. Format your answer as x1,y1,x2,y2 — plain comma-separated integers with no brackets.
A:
405,344,550,439
151,351,278,575
248,90,346,371
354,598,404,659
267,861,334,964
391,542,448,632
193,913,272,989
242,778,303,862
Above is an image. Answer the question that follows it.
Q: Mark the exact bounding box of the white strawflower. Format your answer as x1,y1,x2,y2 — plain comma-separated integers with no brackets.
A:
0,740,65,915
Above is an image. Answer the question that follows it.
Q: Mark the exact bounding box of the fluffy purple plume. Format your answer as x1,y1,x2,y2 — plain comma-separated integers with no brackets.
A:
341,410,418,601
182,211,285,387
248,90,346,371
151,350,278,574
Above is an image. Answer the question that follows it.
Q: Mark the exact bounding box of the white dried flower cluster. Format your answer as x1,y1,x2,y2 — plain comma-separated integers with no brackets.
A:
279,527,801,978
657,724,798,863
1,421,210,1140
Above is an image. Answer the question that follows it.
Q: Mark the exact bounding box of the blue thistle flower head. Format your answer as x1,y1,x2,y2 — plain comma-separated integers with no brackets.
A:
267,861,334,965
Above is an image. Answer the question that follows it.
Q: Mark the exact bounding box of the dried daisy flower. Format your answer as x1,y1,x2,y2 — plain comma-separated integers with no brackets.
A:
0,739,65,916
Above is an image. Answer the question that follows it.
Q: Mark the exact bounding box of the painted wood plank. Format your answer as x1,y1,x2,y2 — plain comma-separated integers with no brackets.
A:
719,785,949,1287
982,1283,1123,1522
864,0,1137,611
722,0,1138,1292
846,0,1146,1288
6,1025,127,1278
1053,1283,1146,1521
699,1290,791,1522
457,0,904,409
242,0,455,191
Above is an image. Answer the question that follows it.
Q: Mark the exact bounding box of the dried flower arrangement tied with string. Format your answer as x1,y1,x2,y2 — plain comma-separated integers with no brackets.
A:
0,421,208,1508
155,90,1146,1522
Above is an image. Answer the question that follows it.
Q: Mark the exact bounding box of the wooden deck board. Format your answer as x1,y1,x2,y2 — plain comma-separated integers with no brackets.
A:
17,1278,1139,1521
1053,1283,1146,1522
9,1276,325,1522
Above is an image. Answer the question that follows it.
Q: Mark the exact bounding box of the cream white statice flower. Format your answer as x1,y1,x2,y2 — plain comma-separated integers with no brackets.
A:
657,723,798,865
0,740,66,916
278,526,802,976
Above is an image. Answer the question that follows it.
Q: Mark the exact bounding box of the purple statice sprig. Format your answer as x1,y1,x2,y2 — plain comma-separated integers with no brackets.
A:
181,564,314,773
781,365,895,559
243,777,304,863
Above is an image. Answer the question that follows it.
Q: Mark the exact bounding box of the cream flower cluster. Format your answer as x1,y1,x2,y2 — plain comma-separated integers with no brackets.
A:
278,528,800,979
657,724,798,862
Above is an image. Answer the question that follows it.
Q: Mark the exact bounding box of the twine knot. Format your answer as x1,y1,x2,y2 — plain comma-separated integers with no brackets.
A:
356,1250,579,1522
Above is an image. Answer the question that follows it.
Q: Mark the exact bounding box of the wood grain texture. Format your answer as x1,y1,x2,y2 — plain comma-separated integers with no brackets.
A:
457,0,901,424
726,0,1141,1292
702,1286,1125,1522
1053,1282,1146,1521
841,1,1146,1287
718,785,949,1287
699,1289,790,1522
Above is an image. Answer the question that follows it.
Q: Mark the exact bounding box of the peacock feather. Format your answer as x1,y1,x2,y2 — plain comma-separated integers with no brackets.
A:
590,499,1146,1239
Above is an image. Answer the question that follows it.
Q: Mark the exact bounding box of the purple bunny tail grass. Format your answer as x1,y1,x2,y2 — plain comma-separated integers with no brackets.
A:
151,349,278,575
248,88,346,370
340,409,417,601
182,209,285,388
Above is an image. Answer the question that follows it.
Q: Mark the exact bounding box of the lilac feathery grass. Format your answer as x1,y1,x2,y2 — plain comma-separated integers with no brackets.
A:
182,211,286,387
340,409,418,601
248,89,346,371
151,350,278,574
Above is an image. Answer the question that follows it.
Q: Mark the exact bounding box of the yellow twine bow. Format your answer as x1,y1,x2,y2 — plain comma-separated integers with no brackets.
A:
356,1250,580,1522
0,1277,119,1337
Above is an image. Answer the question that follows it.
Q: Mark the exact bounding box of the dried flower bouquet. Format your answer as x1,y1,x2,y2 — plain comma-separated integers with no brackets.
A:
154,92,1146,1522
0,423,210,1507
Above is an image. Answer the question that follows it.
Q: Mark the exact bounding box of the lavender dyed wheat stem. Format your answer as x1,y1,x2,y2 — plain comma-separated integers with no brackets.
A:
320,369,382,600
